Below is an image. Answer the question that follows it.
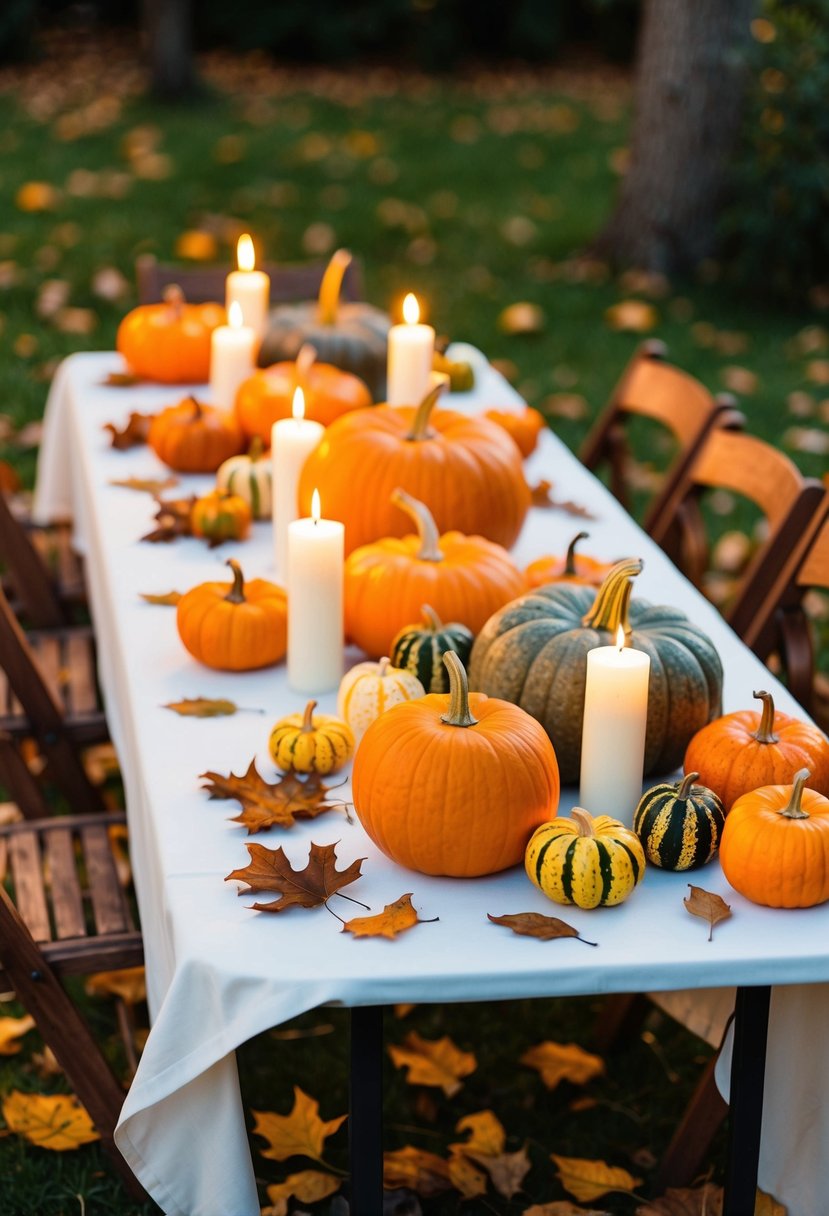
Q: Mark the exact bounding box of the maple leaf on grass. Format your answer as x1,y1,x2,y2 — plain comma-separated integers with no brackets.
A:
551,1154,642,1203
342,892,438,939
684,885,732,941
203,759,349,832
165,697,264,720
1,1091,99,1150
85,965,146,1006
488,911,598,946
388,1031,477,1097
103,411,152,449
450,1109,506,1158
447,1152,488,1199
252,1086,346,1167
382,1146,453,1197
226,840,367,918
634,1184,786,1216
525,1203,611,1215
262,1169,341,1216
520,1041,605,1090
0,1013,35,1055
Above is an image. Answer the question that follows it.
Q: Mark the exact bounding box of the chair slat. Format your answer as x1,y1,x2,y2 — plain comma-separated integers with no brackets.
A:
44,828,87,940
81,825,131,934
64,631,99,715
9,831,51,942
26,633,65,713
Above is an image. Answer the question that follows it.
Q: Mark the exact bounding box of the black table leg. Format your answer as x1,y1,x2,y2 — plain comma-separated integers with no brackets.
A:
722,984,771,1216
349,1004,384,1215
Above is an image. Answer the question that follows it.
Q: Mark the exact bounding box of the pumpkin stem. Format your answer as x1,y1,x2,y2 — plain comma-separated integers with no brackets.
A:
317,250,352,326
391,488,443,562
187,395,203,421
570,807,596,837
163,284,185,315
677,771,699,800
779,768,811,820
565,532,590,576
378,657,390,678
581,558,643,634
247,435,265,461
751,690,779,745
301,700,318,733
406,383,445,440
224,559,247,604
421,604,443,632
295,343,317,384
440,651,479,728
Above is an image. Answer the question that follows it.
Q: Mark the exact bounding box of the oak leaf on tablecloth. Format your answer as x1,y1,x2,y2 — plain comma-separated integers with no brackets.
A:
226,840,365,912
165,697,262,720
683,885,732,942
103,410,152,448
488,912,597,946
634,1184,786,1216
520,1041,605,1090
251,1086,346,1165
527,479,595,519
0,1014,35,1055
342,893,437,939
203,760,345,831
382,1146,453,1197
141,495,195,543
140,590,182,606
551,1155,642,1203
111,475,178,494
101,370,142,387
388,1031,477,1097
1,1091,100,1150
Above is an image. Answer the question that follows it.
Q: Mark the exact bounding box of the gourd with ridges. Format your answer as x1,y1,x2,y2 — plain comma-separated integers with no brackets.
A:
190,489,252,547
216,437,272,519
525,808,645,909
390,604,474,694
633,771,725,871
337,657,425,743
176,559,287,671
268,699,354,775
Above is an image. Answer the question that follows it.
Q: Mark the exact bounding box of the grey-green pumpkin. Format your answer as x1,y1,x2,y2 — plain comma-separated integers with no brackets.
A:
468,558,723,783
634,771,725,870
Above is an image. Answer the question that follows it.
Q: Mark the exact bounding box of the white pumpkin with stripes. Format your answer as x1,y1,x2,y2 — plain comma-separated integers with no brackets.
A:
337,657,425,744
215,439,272,519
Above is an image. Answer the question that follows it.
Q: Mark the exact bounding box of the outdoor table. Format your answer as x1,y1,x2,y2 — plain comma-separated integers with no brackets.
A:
33,349,829,1216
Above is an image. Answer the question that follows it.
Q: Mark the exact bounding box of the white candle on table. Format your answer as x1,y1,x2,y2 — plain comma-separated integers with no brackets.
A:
225,233,270,340
210,301,256,414
579,625,650,826
288,489,344,692
386,292,435,405
271,387,324,581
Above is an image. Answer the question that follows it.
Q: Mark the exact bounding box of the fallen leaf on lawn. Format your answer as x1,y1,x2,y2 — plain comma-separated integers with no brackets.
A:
140,590,182,606
528,480,595,519
202,760,346,832
488,911,598,946
54,306,97,335
520,1041,605,1090
447,1151,488,1199
164,697,262,719
103,411,152,449
174,230,219,261
30,1046,63,1080
450,1109,506,1157
605,300,658,332
252,1087,346,1164
552,1155,642,1203
342,893,437,939
382,1146,452,1197
1,1091,99,1150
107,822,132,888
141,496,195,543
0,1014,35,1055
16,181,60,212
388,1031,477,1097
635,1182,724,1215
111,475,178,494
468,1146,532,1200
498,301,546,335
720,366,759,396
783,426,829,455
226,840,365,914
85,966,146,1006
525,1203,611,1215
711,530,752,574
261,1168,341,1214
684,885,732,942
806,359,829,386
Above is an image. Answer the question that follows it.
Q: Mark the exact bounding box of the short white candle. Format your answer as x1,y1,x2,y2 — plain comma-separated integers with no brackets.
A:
271,387,324,581
579,626,651,826
287,489,344,692
209,301,256,414
386,292,435,405
225,233,270,340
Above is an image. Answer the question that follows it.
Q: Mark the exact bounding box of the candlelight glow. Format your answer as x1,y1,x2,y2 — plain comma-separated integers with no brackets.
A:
292,386,306,420
237,234,255,272
311,488,321,522
616,624,625,651
402,292,420,325
228,301,243,329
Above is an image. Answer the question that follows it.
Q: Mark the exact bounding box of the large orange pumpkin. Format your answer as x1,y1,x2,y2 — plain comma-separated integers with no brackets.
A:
344,489,525,657
176,559,287,670
524,531,616,591
117,286,225,384
298,384,530,554
684,689,829,810
148,396,245,473
352,651,560,877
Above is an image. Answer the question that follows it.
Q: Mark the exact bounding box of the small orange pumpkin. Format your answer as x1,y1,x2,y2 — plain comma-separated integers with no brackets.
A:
190,490,251,547
684,689,829,810
148,396,246,473
344,489,525,658
484,406,546,458
719,768,829,907
117,286,225,384
176,559,287,670
524,532,616,591
235,344,372,442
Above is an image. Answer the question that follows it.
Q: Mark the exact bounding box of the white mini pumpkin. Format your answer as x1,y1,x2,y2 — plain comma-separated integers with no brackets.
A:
337,657,425,743
216,438,272,519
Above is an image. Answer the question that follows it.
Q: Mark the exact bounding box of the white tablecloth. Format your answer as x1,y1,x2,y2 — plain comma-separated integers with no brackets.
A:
34,351,829,1216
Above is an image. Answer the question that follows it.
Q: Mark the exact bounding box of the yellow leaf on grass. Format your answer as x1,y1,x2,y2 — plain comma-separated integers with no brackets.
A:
85,966,146,1006
552,1154,642,1203
450,1109,506,1157
252,1087,346,1164
447,1152,488,1199
605,300,657,332
383,1146,452,1197
263,1169,340,1212
2,1091,99,1150
388,1031,477,1096
521,1041,605,1090
0,1014,35,1055
525,1203,611,1215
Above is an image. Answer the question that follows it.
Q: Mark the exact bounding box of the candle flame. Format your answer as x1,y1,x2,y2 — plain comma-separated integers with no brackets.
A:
616,624,625,652
311,488,321,522
237,233,255,272
292,386,305,420
228,300,244,329
402,292,420,325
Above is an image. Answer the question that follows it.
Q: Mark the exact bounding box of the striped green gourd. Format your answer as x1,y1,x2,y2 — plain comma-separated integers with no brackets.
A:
525,808,645,909
634,771,725,871
390,604,473,694
216,437,272,519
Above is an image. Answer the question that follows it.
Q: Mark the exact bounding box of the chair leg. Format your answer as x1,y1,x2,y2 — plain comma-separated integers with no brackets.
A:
653,1053,727,1193
0,733,51,819
592,992,651,1054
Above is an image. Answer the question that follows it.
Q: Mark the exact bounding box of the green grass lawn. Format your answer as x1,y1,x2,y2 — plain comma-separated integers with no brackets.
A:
0,28,826,1216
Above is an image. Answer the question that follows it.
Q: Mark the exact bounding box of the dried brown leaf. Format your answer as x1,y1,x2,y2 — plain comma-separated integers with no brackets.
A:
528,480,595,519
383,1146,453,1197
140,590,182,606
635,1183,724,1215
520,1041,605,1090
684,885,732,942
102,371,142,387
165,697,256,718
552,1155,642,1203
141,496,195,543
103,411,152,449
525,1203,610,1215
488,911,598,946
202,760,344,832
605,300,658,332
447,1152,488,1199
388,1032,477,1097
468,1146,532,1200
342,892,436,939
226,840,365,913
111,476,178,494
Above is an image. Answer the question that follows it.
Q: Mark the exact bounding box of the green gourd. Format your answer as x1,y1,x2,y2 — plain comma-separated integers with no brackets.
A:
390,604,474,694
634,771,725,871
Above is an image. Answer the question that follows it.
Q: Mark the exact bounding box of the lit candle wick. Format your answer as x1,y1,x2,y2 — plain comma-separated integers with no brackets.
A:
616,624,625,653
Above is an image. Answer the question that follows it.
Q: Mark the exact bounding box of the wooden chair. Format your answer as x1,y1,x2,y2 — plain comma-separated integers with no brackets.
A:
580,340,742,530
0,485,86,629
135,251,364,306
0,583,110,817
0,809,145,1195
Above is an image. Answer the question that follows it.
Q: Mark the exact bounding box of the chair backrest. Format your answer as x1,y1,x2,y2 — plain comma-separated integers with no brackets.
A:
579,340,741,528
135,253,364,306
0,488,68,628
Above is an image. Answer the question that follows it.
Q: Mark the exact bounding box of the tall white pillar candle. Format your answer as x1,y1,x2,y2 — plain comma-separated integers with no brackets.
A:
386,292,435,405
271,387,324,581
225,233,270,340
579,627,651,826
209,301,256,414
287,490,344,692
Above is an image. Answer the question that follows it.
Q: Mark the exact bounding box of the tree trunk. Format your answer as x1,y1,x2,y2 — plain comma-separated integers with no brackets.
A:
142,0,196,101
597,0,757,274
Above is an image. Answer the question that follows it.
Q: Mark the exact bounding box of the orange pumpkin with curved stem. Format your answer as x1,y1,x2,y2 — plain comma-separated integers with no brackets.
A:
719,768,829,907
344,489,525,657
484,406,545,458
235,343,372,442
117,286,225,384
684,689,829,810
148,396,245,473
176,559,287,670
524,532,615,590
352,651,559,877
298,384,530,554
